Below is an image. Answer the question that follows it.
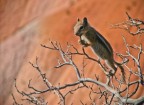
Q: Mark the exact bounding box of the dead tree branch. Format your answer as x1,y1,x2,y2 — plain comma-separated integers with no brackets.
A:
112,12,144,35
12,38,144,105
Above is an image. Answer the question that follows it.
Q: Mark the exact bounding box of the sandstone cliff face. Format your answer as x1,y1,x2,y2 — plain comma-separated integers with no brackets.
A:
0,0,144,105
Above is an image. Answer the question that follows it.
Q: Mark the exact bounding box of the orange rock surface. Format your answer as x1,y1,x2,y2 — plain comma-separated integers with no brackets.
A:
0,0,144,105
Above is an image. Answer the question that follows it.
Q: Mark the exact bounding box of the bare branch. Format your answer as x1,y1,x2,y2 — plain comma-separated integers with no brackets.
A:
13,38,144,105
12,93,22,105
122,36,144,85
29,58,51,89
112,12,144,35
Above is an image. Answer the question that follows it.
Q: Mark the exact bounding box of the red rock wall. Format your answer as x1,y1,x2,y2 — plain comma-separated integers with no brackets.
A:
0,0,144,105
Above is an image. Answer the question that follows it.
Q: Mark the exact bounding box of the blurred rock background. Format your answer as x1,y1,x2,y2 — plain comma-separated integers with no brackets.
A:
0,0,144,104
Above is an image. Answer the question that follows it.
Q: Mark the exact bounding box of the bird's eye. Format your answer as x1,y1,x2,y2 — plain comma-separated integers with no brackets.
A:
80,26,84,30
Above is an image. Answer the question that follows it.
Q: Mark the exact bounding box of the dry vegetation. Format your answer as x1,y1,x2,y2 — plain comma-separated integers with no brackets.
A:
12,13,144,105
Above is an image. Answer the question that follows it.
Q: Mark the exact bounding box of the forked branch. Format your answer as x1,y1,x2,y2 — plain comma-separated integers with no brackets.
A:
112,12,144,35
13,39,144,105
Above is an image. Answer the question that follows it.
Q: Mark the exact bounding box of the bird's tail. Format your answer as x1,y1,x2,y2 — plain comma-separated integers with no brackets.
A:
114,61,126,83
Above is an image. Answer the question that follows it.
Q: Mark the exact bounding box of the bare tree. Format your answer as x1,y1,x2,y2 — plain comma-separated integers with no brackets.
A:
112,12,144,36
12,14,144,105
